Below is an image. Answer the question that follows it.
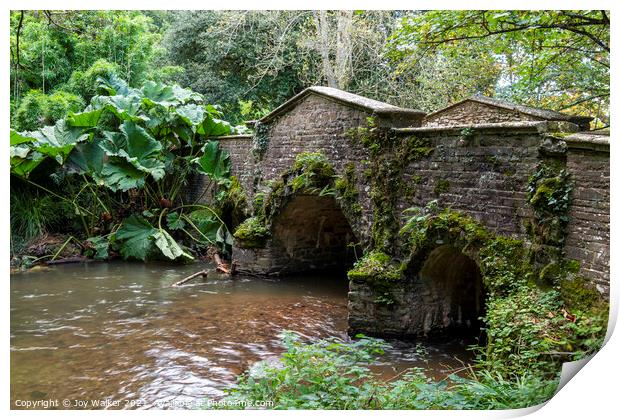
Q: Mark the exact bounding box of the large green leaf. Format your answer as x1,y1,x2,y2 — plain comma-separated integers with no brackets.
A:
176,103,205,129
197,114,233,137
66,108,104,127
10,121,89,176
188,209,223,244
66,137,106,176
29,119,90,164
91,94,144,122
100,121,165,181
115,215,157,261
195,140,231,182
96,74,134,96
100,158,147,192
152,229,194,262
10,130,35,146
86,236,109,260
166,212,186,231
10,131,43,176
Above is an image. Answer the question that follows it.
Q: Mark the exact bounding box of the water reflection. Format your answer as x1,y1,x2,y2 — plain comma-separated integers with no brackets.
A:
10,262,473,409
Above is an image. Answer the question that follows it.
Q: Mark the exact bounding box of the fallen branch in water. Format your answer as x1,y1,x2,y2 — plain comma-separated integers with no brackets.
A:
213,252,231,274
171,269,210,287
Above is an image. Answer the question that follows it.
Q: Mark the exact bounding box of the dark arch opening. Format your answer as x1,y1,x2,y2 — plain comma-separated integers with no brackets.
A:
270,194,359,275
415,245,485,338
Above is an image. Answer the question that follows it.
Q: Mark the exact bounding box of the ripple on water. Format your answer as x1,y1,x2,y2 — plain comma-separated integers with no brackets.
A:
10,262,473,409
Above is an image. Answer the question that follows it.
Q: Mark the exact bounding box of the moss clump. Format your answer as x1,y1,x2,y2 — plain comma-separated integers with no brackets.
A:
334,163,362,220
559,276,604,312
433,179,450,195
233,216,270,248
347,250,401,306
526,165,572,248
289,152,336,192
400,202,490,256
219,176,250,229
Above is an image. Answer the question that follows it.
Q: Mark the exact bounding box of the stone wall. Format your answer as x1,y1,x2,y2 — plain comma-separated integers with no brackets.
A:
424,100,543,127
186,134,253,204
393,126,544,238
564,133,610,294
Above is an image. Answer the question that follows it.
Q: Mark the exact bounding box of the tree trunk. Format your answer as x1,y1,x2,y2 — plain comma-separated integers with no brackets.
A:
313,11,338,88
335,10,353,90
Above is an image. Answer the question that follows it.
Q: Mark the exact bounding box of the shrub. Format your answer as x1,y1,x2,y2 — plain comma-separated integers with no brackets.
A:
66,59,119,101
13,90,47,131
215,332,560,410
233,216,270,248
46,91,84,123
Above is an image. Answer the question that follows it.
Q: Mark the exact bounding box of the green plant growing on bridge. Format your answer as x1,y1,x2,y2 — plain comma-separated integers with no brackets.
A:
347,119,434,252
348,251,401,305
237,151,364,250
397,201,608,377
433,178,450,195
233,216,270,248
526,165,572,248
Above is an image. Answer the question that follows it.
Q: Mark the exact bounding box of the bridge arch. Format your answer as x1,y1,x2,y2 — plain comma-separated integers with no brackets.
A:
268,193,359,275
406,244,485,336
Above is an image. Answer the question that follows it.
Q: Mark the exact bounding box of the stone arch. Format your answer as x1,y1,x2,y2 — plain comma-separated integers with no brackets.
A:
268,193,360,275
406,244,485,336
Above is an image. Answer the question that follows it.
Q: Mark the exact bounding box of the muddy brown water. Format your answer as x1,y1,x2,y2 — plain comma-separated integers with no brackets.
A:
10,262,475,409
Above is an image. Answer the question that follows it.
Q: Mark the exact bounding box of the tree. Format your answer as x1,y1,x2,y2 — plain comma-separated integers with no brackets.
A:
392,10,610,126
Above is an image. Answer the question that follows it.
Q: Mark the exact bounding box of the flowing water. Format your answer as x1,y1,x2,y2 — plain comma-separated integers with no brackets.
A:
10,262,474,409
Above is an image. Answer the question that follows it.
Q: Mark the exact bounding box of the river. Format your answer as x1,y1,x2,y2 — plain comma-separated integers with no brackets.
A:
10,261,474,409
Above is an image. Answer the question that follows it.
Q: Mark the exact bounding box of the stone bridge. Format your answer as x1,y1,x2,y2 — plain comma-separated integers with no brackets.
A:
199,87,610,338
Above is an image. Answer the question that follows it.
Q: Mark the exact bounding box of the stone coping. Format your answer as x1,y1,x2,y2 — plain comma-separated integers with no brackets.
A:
425,95,593,126
565,131,610,152
216,134,253,140
259,86,425,123
393,120,581,135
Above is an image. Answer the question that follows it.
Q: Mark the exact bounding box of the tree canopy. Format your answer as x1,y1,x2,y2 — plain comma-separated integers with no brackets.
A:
10,10,610,128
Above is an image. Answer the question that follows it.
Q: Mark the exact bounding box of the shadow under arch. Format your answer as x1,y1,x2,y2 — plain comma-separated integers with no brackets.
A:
267,193,360,275
406,244,486,337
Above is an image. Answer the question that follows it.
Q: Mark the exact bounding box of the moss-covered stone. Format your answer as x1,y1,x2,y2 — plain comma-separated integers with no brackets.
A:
233,216,270,248
347,250,401,306
433,179,450,195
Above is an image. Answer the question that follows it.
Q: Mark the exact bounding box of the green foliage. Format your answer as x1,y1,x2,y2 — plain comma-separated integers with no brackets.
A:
195,141,232,186
115,214,193,262
13,91,47,131
84,236,110,260
11,11,167,113
526,165,572,247
233,217,270,248
10,187,71,253
218,332,559,410
479,285,607,376
46,91,85,123
347,251,401,305
290,151,336,191
392,10,609,125
162,11,308,123
334,163,362,220
66,59,119,102
434,178,450,195
10,75,236,263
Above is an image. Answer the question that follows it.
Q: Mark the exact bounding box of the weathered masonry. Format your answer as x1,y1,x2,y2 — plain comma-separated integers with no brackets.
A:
205,86,610,338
